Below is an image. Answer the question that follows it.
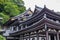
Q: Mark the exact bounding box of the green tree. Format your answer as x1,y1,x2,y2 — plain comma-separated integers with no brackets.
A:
4,2,20,17
0,13,10,24
0,35,6,40
0,0,26,24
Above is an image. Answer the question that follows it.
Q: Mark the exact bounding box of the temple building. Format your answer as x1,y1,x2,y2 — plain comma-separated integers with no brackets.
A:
3,5,60,40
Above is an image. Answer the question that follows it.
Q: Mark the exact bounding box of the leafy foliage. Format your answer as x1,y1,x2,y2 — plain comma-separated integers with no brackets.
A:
4,2,20,17
0,35,6,40
0,13,10,24
0,0,26,24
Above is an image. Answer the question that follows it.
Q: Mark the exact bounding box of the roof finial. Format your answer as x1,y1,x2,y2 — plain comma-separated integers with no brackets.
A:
29,8,31,10
35,5,38,8
44,5,46,8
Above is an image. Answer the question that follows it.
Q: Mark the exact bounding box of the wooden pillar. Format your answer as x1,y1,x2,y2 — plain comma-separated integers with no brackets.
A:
20,24,23,30
17,26,18,31
49,35,51,40
46,31,49,40
19,35,21,40
29,32,30,40
25,25,27,28
20,35,23,40
21,26,23,30
12,26,13,31
57,32,59,40
45,24,49,40
23,35,24,40
54,35,56,40
36,31,39,40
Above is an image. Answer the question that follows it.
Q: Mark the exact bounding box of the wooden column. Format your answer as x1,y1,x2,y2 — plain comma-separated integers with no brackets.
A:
20,35,23,40
36,31,39,40
12,26,13,31
19,35,21,40
49,35,51,40
17,26,18,31
23,34,24,40
29,32,30,40
54,35,56,40
45,24,49,40
20,24,23,30
46,31,49,40
57,32,59,40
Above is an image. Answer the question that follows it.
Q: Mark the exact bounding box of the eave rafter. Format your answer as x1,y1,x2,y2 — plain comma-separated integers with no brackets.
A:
10,17,60,36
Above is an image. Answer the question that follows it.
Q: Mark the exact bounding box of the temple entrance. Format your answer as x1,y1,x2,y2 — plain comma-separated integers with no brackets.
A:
50,35,54,40
50,34,56,40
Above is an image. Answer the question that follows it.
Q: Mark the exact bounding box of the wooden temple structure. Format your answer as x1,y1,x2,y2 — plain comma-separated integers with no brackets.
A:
3,5,60,40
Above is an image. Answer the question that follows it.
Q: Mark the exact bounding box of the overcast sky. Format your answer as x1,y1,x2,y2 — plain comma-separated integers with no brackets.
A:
23,0,60,12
